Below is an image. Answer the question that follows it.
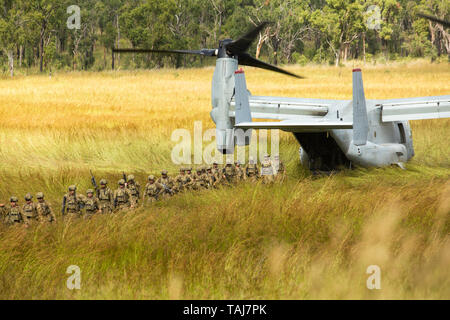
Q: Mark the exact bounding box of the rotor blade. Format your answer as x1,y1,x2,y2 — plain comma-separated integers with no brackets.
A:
113,48,217,56
238,53,303,79
226,22,269,54
417,12,450,28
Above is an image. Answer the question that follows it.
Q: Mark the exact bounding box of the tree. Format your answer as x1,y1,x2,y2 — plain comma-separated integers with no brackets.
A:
312,0,365,66
0,0,25,76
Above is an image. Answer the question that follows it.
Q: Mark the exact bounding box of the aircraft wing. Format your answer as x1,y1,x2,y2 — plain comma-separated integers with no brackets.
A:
379,96,450,122
235,120,352,132
230,96,342,120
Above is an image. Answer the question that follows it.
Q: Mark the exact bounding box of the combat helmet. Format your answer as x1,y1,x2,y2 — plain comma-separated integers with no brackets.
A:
161,170,168,175
100,179,107,185
36,192,44,199
128,174,135,181
118,179,126,185
24,193,33,201
10,196,18,202
148,175,155,181
86,189,94,195
68,185,77,191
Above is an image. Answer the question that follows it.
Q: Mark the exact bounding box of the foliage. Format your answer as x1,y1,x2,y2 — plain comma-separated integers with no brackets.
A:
0,0,449,75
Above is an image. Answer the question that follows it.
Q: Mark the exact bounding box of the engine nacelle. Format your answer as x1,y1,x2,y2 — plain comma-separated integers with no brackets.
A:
210,58,238,154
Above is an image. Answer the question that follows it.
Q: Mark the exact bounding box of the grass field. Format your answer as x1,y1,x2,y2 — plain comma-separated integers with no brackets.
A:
0,60,449,299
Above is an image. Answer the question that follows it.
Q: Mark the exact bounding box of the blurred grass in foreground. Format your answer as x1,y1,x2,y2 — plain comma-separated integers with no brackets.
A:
0,60,448,299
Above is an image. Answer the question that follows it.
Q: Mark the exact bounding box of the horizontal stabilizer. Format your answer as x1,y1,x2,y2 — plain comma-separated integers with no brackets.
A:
381,96,450,122
235,120,352,132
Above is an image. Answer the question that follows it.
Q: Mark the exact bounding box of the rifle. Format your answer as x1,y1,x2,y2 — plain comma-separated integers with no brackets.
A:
161,183,174,196
122,171,127,187
90,170,98,191
61,195,66,215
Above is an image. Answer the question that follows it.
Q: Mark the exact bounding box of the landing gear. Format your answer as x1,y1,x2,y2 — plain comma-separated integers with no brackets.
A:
295,132,352,172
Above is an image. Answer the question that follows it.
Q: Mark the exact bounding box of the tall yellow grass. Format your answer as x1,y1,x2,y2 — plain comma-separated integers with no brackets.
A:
0,60,449,299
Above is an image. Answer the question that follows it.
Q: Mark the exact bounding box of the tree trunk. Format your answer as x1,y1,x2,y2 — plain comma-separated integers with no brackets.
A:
39,22,46,73
335,45,342,67
362,32,366,63
7,49,14,77
18,45,23,67
116,14,120,67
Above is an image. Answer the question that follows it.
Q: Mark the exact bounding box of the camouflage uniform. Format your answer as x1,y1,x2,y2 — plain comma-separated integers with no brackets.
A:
245,157,259,182
22,193,39,226
234,161,246,182
36,192,56,223
200,167,213,189
211,163,223,186
212,163,221,176
272,155,286,182
157,170,174,198
0,203,6,221
62,185,86,218
184,168,195,190
3,197,23,225
192,168,207,190
97,179,114,214
143,175,163,203
126,175,141,207
260,155,275,184
84,189,100,219
114,179,133,211
206,167,219,188
174,168,187,193
222,162,236,184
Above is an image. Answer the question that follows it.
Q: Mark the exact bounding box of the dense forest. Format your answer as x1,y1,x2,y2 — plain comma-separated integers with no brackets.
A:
0,0,448,76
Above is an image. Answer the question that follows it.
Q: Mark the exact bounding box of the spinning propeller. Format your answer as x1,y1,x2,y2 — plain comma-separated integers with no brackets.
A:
113,22,303,78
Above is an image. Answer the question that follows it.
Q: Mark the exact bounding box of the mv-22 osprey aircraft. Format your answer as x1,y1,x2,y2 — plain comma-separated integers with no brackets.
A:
114,22,450,171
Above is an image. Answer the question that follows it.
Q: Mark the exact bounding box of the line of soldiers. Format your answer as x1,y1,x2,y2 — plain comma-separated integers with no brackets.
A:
0,192,56,227
0,155,284,226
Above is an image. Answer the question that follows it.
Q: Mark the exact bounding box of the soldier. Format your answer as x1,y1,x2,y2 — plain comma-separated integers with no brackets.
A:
234,161,246,182
245,156,259,182
0,201,5,220
126,174,141,207
97,179,114,214
143,175,162,204
260,154,276,184
3,196,23,225
222,160,236,184
206,166,219,188
157,170,174,198
62,185,85,218
212,162,221,176
113,179,133,211
174,167,187,193
36,192,56,224
84,189,101,219
192,167,207,190
200,167,213,189
272,155,286,182
184,167,195,190
22,193,39,226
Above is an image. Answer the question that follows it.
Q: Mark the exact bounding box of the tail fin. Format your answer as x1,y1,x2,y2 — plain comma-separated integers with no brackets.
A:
352,68,368,146
233,69,252,146
234,69,252,124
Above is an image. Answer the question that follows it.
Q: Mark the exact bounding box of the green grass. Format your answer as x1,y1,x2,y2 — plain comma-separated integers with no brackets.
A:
0,61,449,299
